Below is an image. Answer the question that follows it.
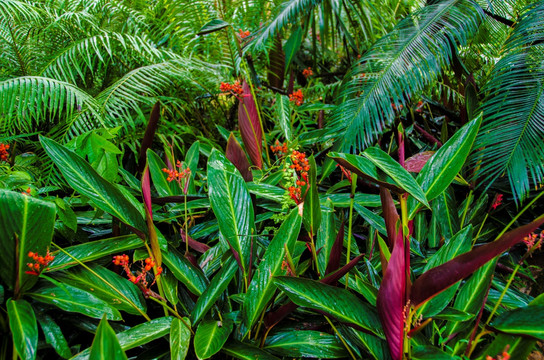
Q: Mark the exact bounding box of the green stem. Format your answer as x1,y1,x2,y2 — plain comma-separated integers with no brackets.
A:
148,297,194,335
345,174,357,288
460,190,473,228
472,212,489,247
324,316,357,360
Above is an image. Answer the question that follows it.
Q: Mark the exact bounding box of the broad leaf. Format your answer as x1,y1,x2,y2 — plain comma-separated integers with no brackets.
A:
37,314,71,359
197,19,230,35
238,81,263,169
410,215,544,307
226,133,253,182
490,305,544,339
265,330,347,358
142,165,161,266
243,208,302,330
28,280,122,320
147,149,181,197
0,189,56,294
8,299,37,360
274,276,382,336
40,136,147,234
275,93,291,140
302,155,322,236
162,247,208,296
170,317,191,360
409,114,482,218
222,340,280,360
363,147,428,207
89,315,128,360
404,151,435,173
207,149,254,276
317,199,336,276
194,318,233,359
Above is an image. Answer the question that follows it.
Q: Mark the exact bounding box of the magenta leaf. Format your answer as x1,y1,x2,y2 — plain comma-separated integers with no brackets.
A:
410,215,544,307
180,229,210,253
376,188,405,360
325,221,345,276
238,81,263,169
138,102,161,173
142,165,161,266
226,133,253,181
404,151,435,173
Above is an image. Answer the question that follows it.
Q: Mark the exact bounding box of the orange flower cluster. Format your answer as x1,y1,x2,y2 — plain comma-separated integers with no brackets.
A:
26,250,55,275
162,161,191,183
391,103,404,111
22,187,31,196
302,67,313,78
523,230,543,251
238,29,250,39
0,143,9,162
270,140,288,156
486,346,510,360
112,254,163,297
289,89,304,106
220,81,243,95
288,150,310,204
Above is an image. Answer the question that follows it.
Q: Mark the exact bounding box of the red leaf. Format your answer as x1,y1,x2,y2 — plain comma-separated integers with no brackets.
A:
180,228,210,253
268,35,285,90
226,133,253,181
404,151,435,173
410,215,544,307
138,102,160,173
376,188,405,360
325,221,345,276
142,165,161,266
238,81,263,169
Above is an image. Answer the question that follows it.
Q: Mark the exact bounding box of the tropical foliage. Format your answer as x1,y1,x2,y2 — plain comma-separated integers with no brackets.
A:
1,0,543,359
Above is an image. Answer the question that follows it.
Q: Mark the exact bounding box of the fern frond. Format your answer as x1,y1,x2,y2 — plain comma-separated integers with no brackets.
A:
471,2,544,202
327,0,483,151
0,76,102,135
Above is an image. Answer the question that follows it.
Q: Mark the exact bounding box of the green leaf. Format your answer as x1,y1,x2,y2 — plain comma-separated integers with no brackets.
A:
89,315,128,360
317,199,336,276
147,149,180,197
162,247,209,296
194,318,233,359
197,19,230,35
362,147,429,208
28,280,122,320
40,136,147,234
490,305,544,339
47,235,144,272
431,308,474,322
478,334,535,360
7,299,37,360
170,318,191,360
207,149,254,276
72,317,174,359
52,265,146,315
0,189,56,294
274,276,383,336
275,93,292,141
37,314,71,359
432,187,460,240
444,260,496,338
222,341,280,360
185,141,200,194
409,114,482,218
265,330,347,358
284,26,302,72
303,155,322,236
243,208,302,330
191,256,238,324
411,345,456,359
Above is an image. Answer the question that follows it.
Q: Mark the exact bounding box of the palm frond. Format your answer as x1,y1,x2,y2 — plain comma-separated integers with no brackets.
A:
470,2,544,203
0,76,103,135
249,0,323,50
0,0,43,22
327,0,483,151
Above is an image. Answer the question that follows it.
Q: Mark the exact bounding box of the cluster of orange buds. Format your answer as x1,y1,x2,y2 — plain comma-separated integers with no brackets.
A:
112,254,163,297
238,29,250,39
26,250,55,275
302,67,313,79
486,345,510,360
289,89,304,106
287,150,310,204
270,140,288,156
391,103,404,111
219,81,243,96
0,143,9,162
22,187,31,196
415,100,424,113
337,164,353,184
523,230,543,251
162,161,191,183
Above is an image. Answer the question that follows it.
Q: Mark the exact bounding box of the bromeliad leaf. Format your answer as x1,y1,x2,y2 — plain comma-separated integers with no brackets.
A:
40,136,147,235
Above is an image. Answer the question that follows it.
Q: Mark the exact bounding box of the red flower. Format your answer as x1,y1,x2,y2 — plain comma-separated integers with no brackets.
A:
238,29,250,39
289,89,304,106
302,67,313,79
0,143,10,162
491,193,503,210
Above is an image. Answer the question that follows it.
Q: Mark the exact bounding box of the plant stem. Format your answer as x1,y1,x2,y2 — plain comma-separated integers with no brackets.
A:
460,190,473,227
324,316,357,360
345,174,357,288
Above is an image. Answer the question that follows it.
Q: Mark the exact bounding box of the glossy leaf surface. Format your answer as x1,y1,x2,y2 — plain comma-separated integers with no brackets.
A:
265,330,347,358
162,247,208,296
89,315,128,360
302,155,322,236
222,340,280,360
170,317,191,360
8,299,37,360
238,81,263,169
490,305,544,339
40,136,147,234
194,318,233,359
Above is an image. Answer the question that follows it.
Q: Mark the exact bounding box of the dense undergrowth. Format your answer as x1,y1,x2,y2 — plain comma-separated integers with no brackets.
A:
1,0,544,359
